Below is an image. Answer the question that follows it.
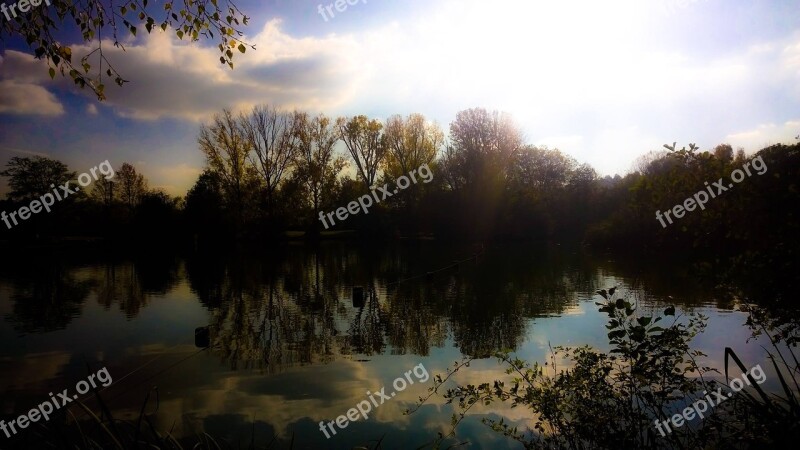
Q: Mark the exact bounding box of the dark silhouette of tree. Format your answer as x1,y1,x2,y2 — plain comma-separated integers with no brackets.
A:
0,156,75,201
116,162,148,209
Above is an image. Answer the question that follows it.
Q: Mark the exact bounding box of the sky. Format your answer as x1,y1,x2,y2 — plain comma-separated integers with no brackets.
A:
0,0,799,196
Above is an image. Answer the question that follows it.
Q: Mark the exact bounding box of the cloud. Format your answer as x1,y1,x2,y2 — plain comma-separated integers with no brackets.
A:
725,120,800,153
86,103,98,115
0,80,64,116
0,1,798,177
27,20,365,121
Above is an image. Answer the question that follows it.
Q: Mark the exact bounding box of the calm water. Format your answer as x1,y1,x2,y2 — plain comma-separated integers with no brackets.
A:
0,242,780,449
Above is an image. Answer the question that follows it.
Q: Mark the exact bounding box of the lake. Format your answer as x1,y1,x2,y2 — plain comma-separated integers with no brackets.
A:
0,242,781,449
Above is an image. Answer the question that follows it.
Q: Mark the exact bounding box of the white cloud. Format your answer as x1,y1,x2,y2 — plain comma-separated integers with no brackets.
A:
0,80,64,116
725,120,800,153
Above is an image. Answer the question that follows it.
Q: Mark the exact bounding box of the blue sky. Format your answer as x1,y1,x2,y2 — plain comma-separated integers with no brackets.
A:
1,0,798,195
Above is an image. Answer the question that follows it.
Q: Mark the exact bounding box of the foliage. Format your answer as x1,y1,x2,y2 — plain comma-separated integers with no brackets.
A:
0,156,76,201
0,0,253,100
337,115,388,190
410,288,720,450
383,113,442,180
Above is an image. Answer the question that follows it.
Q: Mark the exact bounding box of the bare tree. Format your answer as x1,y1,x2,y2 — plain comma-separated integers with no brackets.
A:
242,105,300,218
337,115,387,190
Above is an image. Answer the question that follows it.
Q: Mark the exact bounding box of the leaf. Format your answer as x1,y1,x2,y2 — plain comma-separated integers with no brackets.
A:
176,30,184,39
608,330,626,339
48,68,56,79
637,317,652,326
664,306,675,316
238,43,246,53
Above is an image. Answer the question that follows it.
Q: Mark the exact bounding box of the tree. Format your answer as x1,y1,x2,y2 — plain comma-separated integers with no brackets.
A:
337,115,387,190
713,143,734,163
198,109,254,226
116,162,148,209
441,108,523,191
509,145,577,196
294,113,345,226
0,156,75,201
383,113,443,179
0,0,254,99
185,169,225,232
92,176,116,206
241,105,300,219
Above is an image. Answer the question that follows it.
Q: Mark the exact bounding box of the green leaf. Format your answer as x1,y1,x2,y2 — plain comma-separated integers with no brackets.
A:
637,317,651,326
48,68,56,79
238,43,246,53
176,30,184,39
664,306,675,316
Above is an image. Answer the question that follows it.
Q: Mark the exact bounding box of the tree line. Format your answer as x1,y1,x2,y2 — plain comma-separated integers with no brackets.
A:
1,106,797,274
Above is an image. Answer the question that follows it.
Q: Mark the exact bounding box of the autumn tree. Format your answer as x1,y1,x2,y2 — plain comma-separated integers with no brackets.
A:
509,146,578,197
337,115,387,190
440,108,523,192
294,113,345,226
383,113,443,179
198,109,255,226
